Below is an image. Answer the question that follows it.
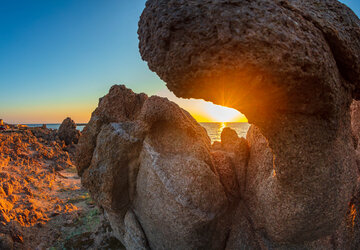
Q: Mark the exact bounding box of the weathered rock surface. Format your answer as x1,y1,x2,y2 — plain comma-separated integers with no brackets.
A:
58,117,80,146
0,233,13,250
138,0,360,246
352,100,360,150
75,0,360,249
77,85,246,249
78,86,360,249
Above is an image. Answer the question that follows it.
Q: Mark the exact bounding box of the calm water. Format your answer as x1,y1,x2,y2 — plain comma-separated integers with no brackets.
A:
25,123,250,143
25,124,86,131
200,122,250,142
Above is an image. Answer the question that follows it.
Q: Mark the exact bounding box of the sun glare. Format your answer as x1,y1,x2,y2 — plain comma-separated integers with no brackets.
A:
156,88,248,122
204,103,243,122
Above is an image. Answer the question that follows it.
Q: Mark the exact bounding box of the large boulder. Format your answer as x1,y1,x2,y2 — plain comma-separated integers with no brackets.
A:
77,85,360,249
58,117,80,145
139,0,360,245
76,85,240,249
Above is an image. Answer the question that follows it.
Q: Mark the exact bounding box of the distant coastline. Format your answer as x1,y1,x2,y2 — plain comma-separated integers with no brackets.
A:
23,123,88,126
20,122,250,142
24,123,87,131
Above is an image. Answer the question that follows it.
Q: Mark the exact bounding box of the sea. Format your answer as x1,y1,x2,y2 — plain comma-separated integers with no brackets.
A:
25,122,250,143
26,124,87,132
199,122,250,142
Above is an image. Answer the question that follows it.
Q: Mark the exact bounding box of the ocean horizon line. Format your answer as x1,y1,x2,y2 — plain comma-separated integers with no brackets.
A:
20,121,249,125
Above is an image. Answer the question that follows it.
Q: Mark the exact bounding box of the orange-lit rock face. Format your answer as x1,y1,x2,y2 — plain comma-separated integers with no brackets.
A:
139,0,360,245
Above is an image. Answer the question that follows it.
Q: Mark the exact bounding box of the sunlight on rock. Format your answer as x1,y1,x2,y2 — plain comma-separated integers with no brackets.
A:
349,204,357,228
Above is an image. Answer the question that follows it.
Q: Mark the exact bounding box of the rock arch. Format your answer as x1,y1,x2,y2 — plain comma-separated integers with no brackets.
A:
138,0,360,245
76,0,360,249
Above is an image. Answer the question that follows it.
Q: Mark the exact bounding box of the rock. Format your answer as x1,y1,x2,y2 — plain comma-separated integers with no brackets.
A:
76,85,147,176
78,84,360,249
2,183,13,196
351,100,360,146
30,127,58,143
211,141,222,151
213,127,250,197
77,85,233,249
49,162,64,172
225,203,263,250
211,151,240,199
0,233,13,250
9,221,23,243
123,210,149,250
139,0,360,245
221,127,239,151
58,117,80,146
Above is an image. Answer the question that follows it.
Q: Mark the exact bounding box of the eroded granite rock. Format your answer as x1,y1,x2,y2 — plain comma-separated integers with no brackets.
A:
77,85,240,249
78,85,360,249
139,0,360,245
76,0,360,248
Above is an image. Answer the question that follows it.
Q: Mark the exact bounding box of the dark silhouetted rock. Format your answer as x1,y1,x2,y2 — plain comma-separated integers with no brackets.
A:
58,117,80,146
221,128,238,150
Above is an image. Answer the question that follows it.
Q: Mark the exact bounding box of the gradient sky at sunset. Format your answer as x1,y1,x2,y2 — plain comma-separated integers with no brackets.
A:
0,0,359,123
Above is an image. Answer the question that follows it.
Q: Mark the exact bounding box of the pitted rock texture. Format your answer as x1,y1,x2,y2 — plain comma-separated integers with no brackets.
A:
77,85,245,249
78,86,360,249
139,0,360,116
58,117,80,146
77,86,360,250
139,0,360,245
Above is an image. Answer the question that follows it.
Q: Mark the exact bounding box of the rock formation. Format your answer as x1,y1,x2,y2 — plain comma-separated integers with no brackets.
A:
58,117,80,146
137,0,360,247
77,85,237,249
77,85,360,249
76,0,360,249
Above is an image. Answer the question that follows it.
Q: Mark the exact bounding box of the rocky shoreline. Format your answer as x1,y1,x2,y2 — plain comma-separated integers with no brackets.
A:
0,119,123,249
2,0,360,248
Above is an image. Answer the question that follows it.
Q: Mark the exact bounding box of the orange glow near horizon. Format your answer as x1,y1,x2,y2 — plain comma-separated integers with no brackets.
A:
1,88,249,124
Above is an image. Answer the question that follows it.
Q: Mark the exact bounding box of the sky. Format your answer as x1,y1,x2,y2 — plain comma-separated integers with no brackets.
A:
0,0,359,124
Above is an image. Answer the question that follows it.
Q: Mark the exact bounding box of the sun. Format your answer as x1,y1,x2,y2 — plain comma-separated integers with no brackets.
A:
204,103,244,122
155,88,248,123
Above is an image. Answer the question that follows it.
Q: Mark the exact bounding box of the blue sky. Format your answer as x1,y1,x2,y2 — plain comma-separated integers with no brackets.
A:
0,0,359,123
